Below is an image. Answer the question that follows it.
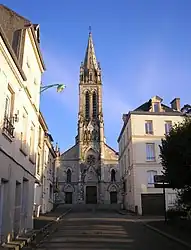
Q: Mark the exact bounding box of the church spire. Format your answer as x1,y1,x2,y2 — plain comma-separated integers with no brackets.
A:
84,28,98,70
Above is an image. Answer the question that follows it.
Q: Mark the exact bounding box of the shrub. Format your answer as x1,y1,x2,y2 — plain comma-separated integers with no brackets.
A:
167,208,187,220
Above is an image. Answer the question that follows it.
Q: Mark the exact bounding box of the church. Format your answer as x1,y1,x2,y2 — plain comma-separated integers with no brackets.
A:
56,31,122,208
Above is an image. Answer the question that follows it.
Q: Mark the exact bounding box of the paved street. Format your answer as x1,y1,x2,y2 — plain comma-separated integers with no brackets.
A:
36,210,189,250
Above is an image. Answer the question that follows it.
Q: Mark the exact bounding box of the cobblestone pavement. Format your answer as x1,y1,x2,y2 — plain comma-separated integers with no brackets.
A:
36,210,189,250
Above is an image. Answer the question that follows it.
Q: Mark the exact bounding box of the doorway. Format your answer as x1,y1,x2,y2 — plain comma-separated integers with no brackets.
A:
65,192,73,204
86,186,97,204
110,191,117,204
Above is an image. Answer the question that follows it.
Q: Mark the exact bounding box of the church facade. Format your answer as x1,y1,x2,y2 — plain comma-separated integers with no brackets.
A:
56,31,122,208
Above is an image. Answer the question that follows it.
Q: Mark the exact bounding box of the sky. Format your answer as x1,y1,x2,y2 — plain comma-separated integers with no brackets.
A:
3,0,191,152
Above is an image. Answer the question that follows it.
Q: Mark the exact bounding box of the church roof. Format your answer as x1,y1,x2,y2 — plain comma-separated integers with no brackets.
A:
83,31,99,70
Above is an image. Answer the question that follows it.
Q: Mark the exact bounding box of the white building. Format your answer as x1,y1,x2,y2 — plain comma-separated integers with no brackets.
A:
0,5,45,242
118,96,184,215
34,112,57,216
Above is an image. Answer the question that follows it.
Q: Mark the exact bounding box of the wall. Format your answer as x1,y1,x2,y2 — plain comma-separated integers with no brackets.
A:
0,28,43,241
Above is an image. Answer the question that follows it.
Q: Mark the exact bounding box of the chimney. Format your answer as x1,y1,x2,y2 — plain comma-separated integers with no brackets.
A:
122,114,128,123
170,98,180,111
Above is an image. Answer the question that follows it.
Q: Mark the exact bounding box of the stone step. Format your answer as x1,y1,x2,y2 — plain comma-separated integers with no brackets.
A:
51,230,128,236
36,242,129,249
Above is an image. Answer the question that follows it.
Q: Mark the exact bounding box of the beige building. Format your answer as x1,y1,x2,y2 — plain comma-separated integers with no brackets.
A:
34,112,56,216
56,31,121,208
0,5,45,241
118,96,184,215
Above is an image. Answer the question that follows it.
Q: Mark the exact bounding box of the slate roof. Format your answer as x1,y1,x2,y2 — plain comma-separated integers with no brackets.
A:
134,99,177,113
0,4,45,75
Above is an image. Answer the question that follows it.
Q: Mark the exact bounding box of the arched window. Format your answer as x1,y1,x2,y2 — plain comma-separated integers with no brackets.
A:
85,92,90,119
66,169,71,183
92,92,97,118
111,169,116,182
80,74,84,81
89,73,92,81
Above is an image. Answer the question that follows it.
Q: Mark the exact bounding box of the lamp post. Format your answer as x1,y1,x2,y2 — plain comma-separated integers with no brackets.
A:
40,83,66,93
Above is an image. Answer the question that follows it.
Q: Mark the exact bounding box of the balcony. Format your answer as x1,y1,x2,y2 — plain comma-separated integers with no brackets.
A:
3,116,14,138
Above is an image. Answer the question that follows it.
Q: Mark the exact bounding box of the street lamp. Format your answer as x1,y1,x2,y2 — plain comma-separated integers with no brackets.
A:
40,83,66,93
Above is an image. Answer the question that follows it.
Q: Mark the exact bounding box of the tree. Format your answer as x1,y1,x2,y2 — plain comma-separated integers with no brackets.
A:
159,117,191,209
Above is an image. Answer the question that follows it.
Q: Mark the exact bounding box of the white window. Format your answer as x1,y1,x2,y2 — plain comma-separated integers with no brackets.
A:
21,109,28,151
146,143,155,161
145,120,153,134
4,86,14,119
147,170,157,187
168,193,176,205
165,121,172,134
29,123,35,157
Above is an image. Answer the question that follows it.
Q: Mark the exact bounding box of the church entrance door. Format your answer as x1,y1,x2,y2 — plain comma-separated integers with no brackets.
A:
86,186,97,204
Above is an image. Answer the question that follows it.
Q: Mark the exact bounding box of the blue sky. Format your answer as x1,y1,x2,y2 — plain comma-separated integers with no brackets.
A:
3,0,191,151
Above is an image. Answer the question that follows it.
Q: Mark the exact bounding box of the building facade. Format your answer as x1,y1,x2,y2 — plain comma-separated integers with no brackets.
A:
34,113,56,217
0,5,45,242
56,32,121,208
118,96,184,215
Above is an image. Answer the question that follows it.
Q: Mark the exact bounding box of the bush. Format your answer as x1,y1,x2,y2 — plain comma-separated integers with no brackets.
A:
167,208,187,220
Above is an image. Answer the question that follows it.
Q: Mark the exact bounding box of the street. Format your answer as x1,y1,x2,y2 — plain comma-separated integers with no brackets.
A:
36,210,188,249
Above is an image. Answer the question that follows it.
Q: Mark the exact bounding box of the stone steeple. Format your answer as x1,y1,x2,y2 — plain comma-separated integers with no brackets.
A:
78,30,104,161
56,30,120,206
84,31,99,71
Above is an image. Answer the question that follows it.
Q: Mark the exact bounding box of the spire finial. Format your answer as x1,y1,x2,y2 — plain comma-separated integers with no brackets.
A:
89,26,92,34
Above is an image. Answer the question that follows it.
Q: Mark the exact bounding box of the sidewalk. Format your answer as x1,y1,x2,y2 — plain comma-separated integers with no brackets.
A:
2,205,71,249
33,205,70,230
145,220,191,249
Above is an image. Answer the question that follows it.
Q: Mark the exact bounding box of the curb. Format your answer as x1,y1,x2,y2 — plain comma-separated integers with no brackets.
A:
2,208,71,249
144,223,191,249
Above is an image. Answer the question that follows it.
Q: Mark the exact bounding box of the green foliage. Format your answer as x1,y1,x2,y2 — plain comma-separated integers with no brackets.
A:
167,208,187,220
159,117,191,207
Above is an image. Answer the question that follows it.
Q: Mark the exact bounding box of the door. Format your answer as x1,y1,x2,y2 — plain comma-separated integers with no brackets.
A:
141,193,164,215
65,192,72,204
110,191,117,204
86,186,97,204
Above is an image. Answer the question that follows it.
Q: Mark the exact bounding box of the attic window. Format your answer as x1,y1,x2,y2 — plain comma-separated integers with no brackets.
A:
153,103,160,112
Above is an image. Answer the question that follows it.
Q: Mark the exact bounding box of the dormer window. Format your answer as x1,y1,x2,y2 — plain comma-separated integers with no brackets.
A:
153,102,160,112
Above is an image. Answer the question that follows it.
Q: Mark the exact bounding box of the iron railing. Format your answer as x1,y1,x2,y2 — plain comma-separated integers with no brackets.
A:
3,117,14,137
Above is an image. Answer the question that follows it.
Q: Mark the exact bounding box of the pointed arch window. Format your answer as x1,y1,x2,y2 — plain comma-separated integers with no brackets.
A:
92,92,97,118
80,74,84,82
66,169,71,183
85,91,90,119
89,73,92,81
111,169,116,182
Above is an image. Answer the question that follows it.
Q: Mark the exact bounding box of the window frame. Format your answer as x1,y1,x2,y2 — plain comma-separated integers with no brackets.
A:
145,120,153,135
147,170,157,187
146,143,155,161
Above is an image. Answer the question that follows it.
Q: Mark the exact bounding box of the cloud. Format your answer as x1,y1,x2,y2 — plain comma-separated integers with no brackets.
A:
42,49,132,124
